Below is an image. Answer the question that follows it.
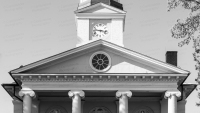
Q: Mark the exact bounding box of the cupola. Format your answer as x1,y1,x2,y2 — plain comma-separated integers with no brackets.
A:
75,0,126,47
78,0,123,10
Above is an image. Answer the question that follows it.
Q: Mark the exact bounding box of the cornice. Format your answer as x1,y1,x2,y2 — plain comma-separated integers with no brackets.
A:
75,3,126,14
75,13,126,19
103,42,190,74
10,40,190,75
13,73,185,83
10,40,104,73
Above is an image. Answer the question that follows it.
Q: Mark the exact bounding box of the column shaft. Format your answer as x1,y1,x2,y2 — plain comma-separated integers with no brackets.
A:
72,94,81,113
68,90,85,113
119,94,128,113
19,88,35,113
168,95,177,113
23,94,32,113
164,91,181,113
116,90,132,113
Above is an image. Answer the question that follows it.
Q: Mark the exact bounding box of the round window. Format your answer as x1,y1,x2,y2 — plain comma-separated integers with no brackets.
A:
89,51,111,72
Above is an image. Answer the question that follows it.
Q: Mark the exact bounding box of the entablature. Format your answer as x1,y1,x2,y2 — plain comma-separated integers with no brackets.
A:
12,73,186,83
12,73,187,91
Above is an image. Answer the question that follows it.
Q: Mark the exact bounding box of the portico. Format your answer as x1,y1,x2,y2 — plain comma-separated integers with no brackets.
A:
18,87,182,113
14,66,187,113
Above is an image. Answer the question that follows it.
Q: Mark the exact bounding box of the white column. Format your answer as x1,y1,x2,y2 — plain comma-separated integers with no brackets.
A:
19,88,35,113
164,91,181,113
116,90,132,113
68,90,85,113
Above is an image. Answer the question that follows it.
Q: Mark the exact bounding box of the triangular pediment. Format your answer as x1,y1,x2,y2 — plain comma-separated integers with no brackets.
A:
10,40,189,75
15,49,159,74
75,3,126,14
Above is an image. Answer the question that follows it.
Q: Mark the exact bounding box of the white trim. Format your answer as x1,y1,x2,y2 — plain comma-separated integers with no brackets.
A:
75,3,126,14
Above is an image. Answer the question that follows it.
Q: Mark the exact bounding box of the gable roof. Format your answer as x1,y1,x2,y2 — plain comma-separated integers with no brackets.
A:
10,39,190,74
75,2,126,14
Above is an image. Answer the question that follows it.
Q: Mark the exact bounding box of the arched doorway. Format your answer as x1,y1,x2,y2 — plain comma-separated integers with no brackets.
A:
89,107,112,113
133,106,154,113
46,106,68,113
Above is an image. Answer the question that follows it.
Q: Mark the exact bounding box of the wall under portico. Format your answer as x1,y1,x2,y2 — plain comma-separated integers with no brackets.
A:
129,101,160,113
39,100,72,113
12,98,186,113
38,99,161,113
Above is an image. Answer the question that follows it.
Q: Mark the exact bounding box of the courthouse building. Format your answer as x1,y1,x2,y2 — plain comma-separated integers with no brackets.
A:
2,0,197,113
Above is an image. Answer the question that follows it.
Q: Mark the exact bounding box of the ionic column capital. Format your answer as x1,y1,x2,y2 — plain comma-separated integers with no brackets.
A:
164,90,181,99
68,90,85,99
116,90,132,99
19,88,35,97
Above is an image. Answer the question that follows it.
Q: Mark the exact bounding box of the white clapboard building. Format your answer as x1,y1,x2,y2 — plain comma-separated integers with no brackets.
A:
2,0,197,113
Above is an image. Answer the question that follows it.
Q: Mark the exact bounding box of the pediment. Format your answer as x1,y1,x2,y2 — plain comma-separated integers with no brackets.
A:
75,3,126,14
10,40,189,75
19,49,159,74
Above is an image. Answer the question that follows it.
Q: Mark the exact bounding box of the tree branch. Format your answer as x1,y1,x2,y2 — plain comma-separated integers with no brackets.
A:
185,0,200,5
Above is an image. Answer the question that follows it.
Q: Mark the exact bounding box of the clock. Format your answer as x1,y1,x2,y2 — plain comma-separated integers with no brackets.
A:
93,23,108,38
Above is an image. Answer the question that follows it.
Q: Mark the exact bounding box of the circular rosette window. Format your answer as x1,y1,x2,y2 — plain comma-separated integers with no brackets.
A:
90,51,111,72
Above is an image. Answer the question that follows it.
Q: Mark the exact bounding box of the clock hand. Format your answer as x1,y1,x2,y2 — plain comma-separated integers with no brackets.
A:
104,30,108,34
98,29,107,34
94,30,102,32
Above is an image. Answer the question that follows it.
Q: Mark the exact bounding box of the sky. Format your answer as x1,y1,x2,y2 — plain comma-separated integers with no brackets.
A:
0,0,200,112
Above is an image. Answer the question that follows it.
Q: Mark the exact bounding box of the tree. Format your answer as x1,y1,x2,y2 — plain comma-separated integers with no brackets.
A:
167,0,200,106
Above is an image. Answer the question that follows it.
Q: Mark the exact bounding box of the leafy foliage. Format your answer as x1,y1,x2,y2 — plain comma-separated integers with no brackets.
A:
168,0,200,106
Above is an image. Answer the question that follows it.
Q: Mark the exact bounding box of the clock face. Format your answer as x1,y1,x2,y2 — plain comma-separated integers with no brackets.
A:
93,23,108,38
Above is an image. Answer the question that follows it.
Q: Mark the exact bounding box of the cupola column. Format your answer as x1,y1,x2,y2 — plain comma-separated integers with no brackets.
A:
68,90,85,113
164,90,181,113
19,88,35,113
116,90,132,113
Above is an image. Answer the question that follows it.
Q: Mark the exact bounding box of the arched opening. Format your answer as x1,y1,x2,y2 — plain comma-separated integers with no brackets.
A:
46,105,68,113
89,107,112,113
133,106,154,113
